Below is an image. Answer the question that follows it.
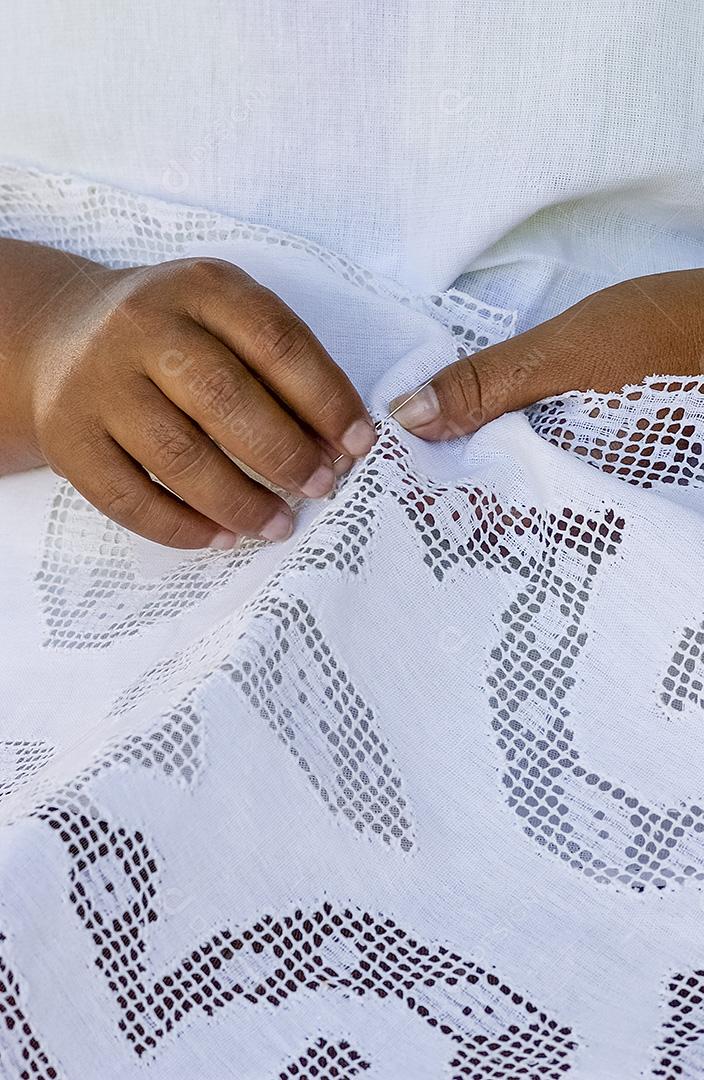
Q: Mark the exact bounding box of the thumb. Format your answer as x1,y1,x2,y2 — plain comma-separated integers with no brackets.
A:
387,271,704,440
388,327,561,440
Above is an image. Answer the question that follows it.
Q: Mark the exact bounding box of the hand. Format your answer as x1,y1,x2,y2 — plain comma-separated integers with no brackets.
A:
6,249,376,548
389,271,704,438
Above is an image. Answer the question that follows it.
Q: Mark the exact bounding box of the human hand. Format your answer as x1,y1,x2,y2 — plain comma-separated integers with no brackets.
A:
11,253,376,548
389,271,704,439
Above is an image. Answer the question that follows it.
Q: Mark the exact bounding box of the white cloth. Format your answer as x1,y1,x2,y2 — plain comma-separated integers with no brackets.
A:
1,4,704,1078
2,0,704,322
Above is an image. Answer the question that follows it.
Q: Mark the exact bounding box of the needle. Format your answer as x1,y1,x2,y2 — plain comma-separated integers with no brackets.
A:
331,376,434,465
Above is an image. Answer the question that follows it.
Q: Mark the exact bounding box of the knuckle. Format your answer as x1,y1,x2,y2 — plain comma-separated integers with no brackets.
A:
148,421,208,478
102,480,152,527
111,277,161,325
159,515,201,549
222,488,268,529
306,383,348,427
116,289,148,323
449,361,489,430
257,316,311,369
260,433,316,480
188,366,242,422
182,257,240,290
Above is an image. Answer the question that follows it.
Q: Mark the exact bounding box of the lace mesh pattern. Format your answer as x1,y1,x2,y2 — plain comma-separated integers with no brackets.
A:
527,379,704,502
0,742,53,803
0,165,516,354
38,480,260,649
661,623,704,716
654,970,704,1079
228,592,415,853
278,1037,370,1079
1,165,704,1076
26,781,579,1076
0,949,59,1080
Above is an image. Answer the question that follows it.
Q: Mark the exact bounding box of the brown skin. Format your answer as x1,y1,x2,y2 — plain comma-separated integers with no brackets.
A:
1,240,703,549
0,240,374,548
390,270,704,437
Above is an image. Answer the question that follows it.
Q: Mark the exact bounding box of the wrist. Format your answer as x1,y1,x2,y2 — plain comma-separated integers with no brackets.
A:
0,243,118,474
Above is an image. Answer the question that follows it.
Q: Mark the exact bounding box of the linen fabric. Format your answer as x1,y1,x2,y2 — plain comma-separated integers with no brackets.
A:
1,4,704,1077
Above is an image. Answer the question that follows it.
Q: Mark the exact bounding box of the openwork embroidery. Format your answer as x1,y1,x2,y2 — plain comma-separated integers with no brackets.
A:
302,431,704,890
653,969,704,1079
37,480,259,649
486,524,704,887
71,696,204,799
0,164,515,352
0,944,61,1080
393,454,704,889
0,741,53,803
527,378,704,497
110,617,237,718
34,793,577,1076
278,1037,370,1079
0,693,206,829
227,591,415,853
661,622,704,717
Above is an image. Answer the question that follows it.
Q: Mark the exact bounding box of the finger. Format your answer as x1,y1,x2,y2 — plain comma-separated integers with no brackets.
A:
60,431,241,550
387,321,567,440
320,436,354,476
107,382,294,542
148,323,338,499
386,279,697,441
178,258,377,458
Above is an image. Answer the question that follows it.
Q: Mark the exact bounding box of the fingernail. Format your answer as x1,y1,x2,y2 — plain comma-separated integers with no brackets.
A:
389,385,441,431
210,529,239,550
340,418,376,457
300,462,335,498
332,453,352,477
260,509,293,542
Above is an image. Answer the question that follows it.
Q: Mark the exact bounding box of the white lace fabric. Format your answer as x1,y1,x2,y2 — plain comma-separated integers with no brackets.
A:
0,165,703,1079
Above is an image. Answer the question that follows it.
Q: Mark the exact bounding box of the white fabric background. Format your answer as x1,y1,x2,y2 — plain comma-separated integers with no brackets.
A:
1,0,704,313
1,3,704,1078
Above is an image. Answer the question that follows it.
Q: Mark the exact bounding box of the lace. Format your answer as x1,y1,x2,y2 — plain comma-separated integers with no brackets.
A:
2,164,704,1078
0,163,516,355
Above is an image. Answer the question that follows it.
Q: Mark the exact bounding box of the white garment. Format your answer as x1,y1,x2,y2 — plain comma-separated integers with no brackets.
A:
2,0,704,322
1,4,704,1078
